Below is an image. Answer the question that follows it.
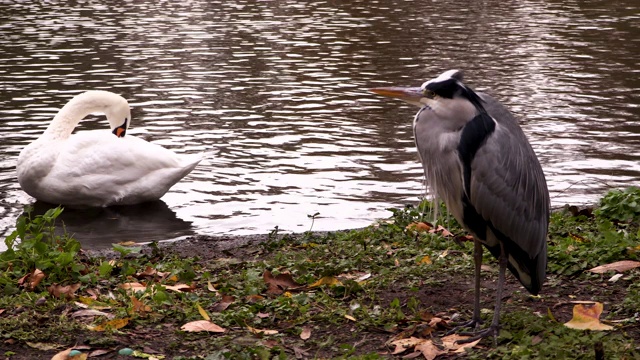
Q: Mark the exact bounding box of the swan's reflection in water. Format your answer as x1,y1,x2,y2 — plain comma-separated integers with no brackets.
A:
30,200,194,249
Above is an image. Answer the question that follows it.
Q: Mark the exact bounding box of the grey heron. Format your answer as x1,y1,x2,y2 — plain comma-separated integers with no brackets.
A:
371,70,550,342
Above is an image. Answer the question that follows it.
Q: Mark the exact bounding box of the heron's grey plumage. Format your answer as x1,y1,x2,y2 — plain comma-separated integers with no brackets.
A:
371,69,550,341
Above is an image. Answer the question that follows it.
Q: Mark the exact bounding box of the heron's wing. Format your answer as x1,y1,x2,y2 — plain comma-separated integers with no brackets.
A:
469,94,550,258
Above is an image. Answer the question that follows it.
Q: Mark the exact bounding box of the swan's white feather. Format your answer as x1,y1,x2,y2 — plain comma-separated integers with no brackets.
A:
17,91,202,208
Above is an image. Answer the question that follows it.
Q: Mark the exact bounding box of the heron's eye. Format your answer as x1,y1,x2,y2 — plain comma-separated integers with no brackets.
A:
423,89,436,98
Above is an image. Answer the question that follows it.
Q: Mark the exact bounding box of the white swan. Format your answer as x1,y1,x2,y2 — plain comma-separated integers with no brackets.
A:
17,90,202,208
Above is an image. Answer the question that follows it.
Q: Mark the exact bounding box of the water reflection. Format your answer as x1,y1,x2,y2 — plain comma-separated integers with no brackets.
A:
0,0,638,248
28,201,194,250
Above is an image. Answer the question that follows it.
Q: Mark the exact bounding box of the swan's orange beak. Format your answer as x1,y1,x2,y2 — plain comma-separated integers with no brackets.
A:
112,119,127,138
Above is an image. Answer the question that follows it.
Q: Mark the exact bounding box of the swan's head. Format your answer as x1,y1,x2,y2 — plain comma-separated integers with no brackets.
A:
98,92,131,138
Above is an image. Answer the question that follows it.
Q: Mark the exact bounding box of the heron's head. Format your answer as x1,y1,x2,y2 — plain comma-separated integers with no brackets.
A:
371,70,486,128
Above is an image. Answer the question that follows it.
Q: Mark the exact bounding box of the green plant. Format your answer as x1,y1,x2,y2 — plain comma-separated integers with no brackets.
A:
595,187,640,224
0,206,88,292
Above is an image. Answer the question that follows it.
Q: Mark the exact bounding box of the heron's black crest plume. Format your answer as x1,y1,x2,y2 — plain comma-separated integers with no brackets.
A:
425,74,486,113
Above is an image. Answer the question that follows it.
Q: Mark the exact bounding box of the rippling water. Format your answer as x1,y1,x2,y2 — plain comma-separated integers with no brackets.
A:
1,0,638,248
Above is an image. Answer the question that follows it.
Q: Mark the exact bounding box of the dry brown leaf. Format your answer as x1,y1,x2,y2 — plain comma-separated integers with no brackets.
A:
130,296,152,315
0,309,5,315
207,281,218,293
263,270,302,295
88,349,112,357
117,241,137,246
85,288,100,300
137,266,170,279
300,326,311,340
588,260,640,274
71,309,113,319
89,318,130,331
181,320,226,333
48,283,81,299
389,337,425,355
211,295,235,312
247,325,279,335
163,283,195,292
120,282,147,292
18,269,45,290
308,276,342,288
69,353,88,360
415,340,445,360
429,225,453,237
441,334,481,351
246,294,265,303
51,348,73,360
406,222,432,233
564,302,613,330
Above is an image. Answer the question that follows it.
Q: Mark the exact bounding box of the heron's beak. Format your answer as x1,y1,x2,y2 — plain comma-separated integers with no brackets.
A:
370,87,424,107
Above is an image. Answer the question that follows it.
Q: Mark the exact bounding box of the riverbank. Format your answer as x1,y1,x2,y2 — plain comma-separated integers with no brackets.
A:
1,189,639,359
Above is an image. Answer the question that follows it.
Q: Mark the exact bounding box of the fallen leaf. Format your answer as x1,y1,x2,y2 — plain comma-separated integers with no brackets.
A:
69,353,88,360
569,233,589,243
263,270,302,294
88,349,113,357
588,260,640,274
181,320,226,333
21,269,45,290
344,314,356,321
246,294,265,303
89,318,130,331
308,276,342,288
441,334,481,351
85,289,100,300
429,225,453,237
117,241,137,246
135,266,169,279
211,295,235,312
130,296,151,315
389,337,425,355
48,283,81,299
120,282,147,292
300,326,311,340
51,348,73,360
163,283,195,292
531,334,543,345
415,340,445,360
406,222,432,233
417,255,432,265
26,342,62,350
564,302,613,330
0,309,4,315
608,274,624,282
196,303,210,321
71,309,114,319
256,312,270,318
247,325,278,335
207,281,218,293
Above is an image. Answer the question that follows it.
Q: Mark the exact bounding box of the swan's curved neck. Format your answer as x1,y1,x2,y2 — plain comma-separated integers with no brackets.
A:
41,91,128,141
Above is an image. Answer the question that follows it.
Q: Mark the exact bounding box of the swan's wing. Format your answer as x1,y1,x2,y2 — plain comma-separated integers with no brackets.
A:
44,131,201,205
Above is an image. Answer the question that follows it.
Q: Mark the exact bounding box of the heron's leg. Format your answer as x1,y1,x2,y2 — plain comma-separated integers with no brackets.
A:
446,238,484,334
457,242,507,344
471,238,483,325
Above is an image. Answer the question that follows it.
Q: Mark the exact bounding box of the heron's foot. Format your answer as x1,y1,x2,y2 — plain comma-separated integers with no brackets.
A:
445,318,483,336
455,324,500,344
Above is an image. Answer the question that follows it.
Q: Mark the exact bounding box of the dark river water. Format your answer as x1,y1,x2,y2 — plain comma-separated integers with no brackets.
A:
1,0,639,249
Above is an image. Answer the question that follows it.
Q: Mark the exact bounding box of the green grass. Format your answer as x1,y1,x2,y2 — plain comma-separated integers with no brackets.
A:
1,188,639,359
